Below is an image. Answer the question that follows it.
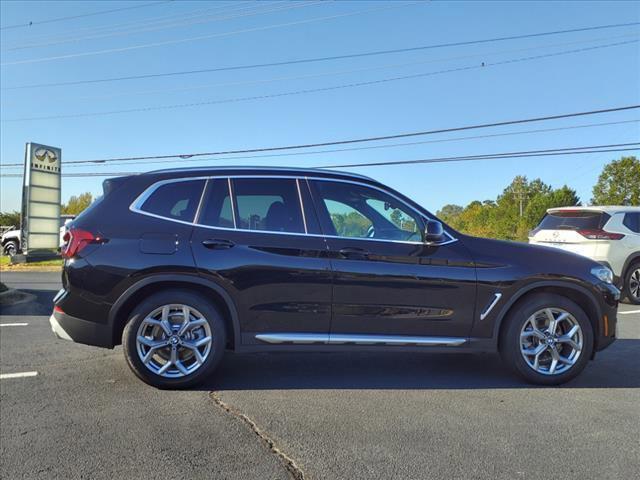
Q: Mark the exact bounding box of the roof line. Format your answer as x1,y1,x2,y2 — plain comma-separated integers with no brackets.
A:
145,165,375,181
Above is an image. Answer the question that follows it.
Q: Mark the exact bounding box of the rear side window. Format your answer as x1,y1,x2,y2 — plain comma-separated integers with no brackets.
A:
140,180,205,222
536,211,610,230
232,178,305,233
623,212,640,233
198,178,234,228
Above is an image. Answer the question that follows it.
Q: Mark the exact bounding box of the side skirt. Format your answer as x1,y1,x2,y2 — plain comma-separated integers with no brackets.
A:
234,333,497,354
255,333,466,347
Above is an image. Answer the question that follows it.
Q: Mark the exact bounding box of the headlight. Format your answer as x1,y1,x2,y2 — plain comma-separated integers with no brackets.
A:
591,266,613,284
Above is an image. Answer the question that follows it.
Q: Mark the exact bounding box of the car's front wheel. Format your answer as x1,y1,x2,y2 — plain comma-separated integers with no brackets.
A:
500,293,593,385
623,262,640,305
122,291,226,389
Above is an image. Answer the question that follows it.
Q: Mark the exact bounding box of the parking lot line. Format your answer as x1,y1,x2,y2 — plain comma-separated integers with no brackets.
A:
0,372,38,380
0,323,29,327
618,310,640,315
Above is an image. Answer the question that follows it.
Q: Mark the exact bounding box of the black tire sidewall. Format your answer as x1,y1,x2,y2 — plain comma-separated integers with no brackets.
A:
500,293,594,385
623,262,640,305
4,241,18,256
122,290,226,389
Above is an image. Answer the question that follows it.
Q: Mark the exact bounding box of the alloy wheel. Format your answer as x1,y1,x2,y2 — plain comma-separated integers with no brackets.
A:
519,307,583,376
629,268,640,301
136,304,213,378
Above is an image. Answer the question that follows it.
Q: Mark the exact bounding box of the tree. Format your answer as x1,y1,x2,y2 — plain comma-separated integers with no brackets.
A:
436,204,463,224
62,192,93,215
0,210,20,228
591,156,640,206
444,176,581,242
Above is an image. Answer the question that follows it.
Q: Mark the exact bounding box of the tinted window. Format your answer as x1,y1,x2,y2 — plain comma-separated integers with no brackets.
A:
199,178,234,228
311,180,423,241
232,178,305,233
623,212,640,233
141,180,205,222
536,211,610,230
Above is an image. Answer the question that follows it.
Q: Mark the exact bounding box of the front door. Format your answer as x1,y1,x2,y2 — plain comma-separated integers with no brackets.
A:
191,177,332,345
308,179,476,339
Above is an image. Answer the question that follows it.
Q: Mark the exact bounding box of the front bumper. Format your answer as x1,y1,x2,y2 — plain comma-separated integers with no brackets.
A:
594,282,620,352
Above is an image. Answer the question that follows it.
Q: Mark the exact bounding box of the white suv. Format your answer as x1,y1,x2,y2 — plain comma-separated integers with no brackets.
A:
529,206,640,304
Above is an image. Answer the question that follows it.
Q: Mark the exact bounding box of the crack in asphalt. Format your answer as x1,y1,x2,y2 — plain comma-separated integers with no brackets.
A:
209,391,306,480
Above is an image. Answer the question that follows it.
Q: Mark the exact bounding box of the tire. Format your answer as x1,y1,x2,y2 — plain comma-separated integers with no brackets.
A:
499,293,594,385
622,262,640,305
3,240,18,257
122,290,227,389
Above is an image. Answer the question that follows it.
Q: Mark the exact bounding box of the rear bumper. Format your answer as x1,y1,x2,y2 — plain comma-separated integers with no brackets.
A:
49,308,114,349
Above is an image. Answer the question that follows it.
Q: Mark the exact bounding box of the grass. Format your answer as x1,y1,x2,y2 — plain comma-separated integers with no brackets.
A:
0,255,63,270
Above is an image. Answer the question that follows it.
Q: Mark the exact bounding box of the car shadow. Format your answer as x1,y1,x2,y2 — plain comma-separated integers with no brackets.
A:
199,338,640,391
0,289,57,316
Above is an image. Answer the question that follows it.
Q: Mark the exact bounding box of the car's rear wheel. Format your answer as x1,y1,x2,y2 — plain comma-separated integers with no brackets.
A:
3,240,18,257
122,290,226,389
500,293,593,385
623,262,640,305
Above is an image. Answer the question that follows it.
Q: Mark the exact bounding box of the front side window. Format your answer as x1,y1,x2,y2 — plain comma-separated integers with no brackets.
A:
232,178,305,233
140,180,205,222
311,180,423,242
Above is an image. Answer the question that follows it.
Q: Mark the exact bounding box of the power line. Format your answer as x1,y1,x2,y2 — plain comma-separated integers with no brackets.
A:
10,33,633,105
0,1,173,31
4,20,638,89
1,144,638,178
1,105,637,168
3,40,637,122
318,143,640,168
2,1,252,45
0,1,423,66
1,1,269,50
1,1,324,52
2,119,637,171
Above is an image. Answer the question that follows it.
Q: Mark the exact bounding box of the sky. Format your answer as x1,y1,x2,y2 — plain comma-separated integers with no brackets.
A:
1,0,639,215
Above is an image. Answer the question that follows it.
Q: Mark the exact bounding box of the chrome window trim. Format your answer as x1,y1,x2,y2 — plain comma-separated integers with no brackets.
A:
296,178,309,234
193,178,209,225
129,174,459,246
227,177,237,228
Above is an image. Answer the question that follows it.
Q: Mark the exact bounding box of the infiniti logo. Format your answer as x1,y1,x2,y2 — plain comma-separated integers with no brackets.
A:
34,148,57,163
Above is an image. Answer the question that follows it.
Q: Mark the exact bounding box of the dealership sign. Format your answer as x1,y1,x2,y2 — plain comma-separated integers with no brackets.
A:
21,143,62,253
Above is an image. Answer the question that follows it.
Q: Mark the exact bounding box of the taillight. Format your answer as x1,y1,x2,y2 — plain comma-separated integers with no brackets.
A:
61,228,100,258
577,229,625,240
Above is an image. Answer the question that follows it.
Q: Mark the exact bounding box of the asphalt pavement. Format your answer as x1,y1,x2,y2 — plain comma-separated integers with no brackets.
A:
1,271,639,479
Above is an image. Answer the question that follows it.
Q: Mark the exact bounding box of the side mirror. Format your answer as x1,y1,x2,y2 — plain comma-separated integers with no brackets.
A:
424,220,444,244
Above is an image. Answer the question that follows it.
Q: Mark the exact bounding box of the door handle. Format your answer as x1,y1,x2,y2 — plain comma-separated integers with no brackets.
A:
202,239,235,250
339,247,369,260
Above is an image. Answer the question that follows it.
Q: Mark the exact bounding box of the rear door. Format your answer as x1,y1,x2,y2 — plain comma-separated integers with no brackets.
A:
308,178,476,339
191,177,332,345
